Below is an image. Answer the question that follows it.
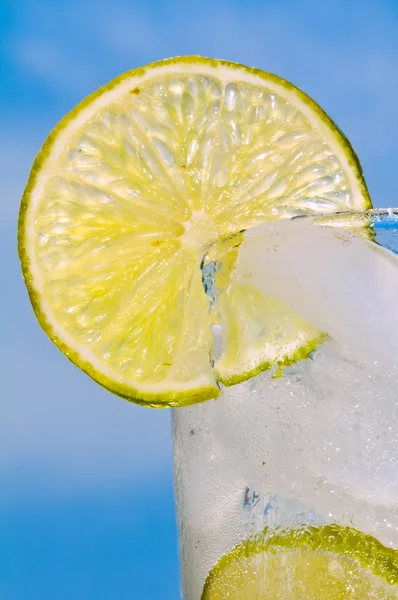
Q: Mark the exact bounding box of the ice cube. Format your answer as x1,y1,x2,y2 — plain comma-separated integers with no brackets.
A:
237,218,398,370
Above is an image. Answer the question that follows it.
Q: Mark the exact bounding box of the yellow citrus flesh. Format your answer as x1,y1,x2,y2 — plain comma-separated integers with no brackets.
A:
202,524,398,599
18,57,371,406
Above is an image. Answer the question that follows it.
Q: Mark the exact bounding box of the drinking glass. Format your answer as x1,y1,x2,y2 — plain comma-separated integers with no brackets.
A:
172,209,398,599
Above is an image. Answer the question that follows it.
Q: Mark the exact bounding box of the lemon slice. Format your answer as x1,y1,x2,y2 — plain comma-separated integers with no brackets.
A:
201,524,398,599
18,56,371,406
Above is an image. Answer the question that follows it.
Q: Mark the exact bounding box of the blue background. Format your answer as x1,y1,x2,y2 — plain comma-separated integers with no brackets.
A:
1,0,398,597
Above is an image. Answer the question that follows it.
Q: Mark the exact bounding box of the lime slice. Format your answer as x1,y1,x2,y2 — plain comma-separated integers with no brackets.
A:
203,233,326,384
18,56,371,406
214,283,326,385
201,524,398,599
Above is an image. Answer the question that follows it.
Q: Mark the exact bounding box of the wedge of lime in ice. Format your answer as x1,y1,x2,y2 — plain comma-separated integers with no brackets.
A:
203,232,327,385
18,56,371,406
201,524,398,599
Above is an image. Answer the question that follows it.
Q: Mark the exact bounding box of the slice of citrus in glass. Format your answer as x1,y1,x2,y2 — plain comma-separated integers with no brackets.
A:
201,524,398,599
202,233,326,385
18,56,371,406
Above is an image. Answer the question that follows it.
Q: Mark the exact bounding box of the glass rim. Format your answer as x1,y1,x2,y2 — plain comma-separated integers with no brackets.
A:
291,207,398,230
294,207,398,219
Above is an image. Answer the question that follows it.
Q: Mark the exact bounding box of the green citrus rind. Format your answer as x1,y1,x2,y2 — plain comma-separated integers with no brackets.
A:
216,333,328,386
